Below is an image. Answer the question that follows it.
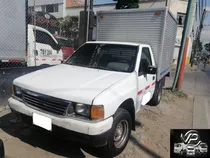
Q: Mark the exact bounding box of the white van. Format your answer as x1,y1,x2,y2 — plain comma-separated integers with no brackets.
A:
27,24,63,67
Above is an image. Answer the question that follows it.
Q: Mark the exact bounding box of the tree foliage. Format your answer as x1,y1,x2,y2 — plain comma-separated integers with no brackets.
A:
58,16,79,47
113,0,139,9
204,43,210,52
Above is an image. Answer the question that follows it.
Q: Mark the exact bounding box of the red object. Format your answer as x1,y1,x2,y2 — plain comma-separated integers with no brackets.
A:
61,46,74,60
53,35,74,60
145,85,150,90
177,37,189,90
138,90,143,95
8,60,23,63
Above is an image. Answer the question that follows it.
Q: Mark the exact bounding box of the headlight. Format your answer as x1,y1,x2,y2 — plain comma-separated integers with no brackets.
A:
12,85,22,97
68,103,104,119
74,103,91,117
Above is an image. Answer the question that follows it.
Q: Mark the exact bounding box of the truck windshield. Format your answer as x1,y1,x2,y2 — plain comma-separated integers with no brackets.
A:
65,43,138,72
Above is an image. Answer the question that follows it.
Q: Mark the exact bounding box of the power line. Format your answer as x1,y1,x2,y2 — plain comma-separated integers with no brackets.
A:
149,0,157,8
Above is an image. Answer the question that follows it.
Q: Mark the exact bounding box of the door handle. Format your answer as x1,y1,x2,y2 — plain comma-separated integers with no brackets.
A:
34,50,38,56
152,76,155,80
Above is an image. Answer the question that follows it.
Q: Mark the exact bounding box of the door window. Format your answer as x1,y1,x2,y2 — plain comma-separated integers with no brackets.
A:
35,30,57,50
139,47,152,75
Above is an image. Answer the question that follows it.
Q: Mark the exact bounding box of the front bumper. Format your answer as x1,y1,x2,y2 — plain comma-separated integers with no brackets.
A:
8,97,113,147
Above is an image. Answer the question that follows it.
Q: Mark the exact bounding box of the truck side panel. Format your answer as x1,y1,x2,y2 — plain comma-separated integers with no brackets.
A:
159,10,177,79
0,0,26,60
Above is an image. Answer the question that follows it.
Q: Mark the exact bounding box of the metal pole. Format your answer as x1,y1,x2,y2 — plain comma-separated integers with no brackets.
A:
85,0,87,12
86,0,90,42
90,0,93,10
176,0,196,90
165,0,168,7
33,0,37,66
172,0,194,91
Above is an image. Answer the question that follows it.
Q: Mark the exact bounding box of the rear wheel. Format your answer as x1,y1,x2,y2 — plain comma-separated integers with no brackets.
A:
104,108,132,157
148,83,163,106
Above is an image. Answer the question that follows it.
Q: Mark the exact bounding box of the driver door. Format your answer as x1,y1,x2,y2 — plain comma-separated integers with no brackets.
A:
136,46,156,111
34,29,61,66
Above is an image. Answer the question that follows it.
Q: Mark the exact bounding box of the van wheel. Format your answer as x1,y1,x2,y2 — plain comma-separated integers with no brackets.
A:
148,84,162,106
104,108,132,157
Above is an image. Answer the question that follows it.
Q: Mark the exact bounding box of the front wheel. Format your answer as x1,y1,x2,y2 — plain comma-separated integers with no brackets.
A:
104,108,132,157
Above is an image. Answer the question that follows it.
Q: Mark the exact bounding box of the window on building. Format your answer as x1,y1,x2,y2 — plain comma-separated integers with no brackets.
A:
177,12,186,26
46,4,59,13
28,6,34,13
41,5,45,12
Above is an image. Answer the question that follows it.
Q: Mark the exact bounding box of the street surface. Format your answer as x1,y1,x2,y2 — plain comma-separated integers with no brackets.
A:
168,64,210,129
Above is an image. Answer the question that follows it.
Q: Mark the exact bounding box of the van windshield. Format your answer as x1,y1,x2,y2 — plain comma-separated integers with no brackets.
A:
65,43,138,72
200,143,207,148
56,38,72,47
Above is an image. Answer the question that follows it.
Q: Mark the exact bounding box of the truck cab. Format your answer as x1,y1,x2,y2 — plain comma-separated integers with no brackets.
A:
27,24,63,67
9,41,163,157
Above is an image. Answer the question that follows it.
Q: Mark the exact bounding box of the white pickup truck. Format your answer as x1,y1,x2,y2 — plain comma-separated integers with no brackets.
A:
8,8,177,157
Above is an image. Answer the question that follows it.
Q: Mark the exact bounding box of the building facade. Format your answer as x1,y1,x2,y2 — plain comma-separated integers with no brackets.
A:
28,0,66,18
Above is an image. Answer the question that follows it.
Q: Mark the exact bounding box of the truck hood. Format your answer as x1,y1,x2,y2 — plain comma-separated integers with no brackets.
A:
14,64,129,104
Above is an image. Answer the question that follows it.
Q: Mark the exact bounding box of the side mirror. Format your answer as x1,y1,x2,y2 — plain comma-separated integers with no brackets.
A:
55,44,61,51
0,139,5,158
147,65,157,74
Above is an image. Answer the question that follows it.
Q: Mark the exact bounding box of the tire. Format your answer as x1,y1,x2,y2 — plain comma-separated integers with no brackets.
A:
0,139,5,158
148,83,162,106
104,108,132,157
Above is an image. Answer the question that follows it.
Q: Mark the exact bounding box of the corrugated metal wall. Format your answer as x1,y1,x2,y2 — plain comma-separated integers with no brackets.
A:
97,8,177,80
160,11,177,77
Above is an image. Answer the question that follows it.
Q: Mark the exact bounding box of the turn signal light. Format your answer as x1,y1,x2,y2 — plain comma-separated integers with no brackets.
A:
91,105,104,119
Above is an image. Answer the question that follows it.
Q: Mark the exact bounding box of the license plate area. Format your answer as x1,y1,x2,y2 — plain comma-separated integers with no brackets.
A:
33,113,52,131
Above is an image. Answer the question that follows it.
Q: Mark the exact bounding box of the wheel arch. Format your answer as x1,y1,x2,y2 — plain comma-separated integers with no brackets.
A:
118,98,136,131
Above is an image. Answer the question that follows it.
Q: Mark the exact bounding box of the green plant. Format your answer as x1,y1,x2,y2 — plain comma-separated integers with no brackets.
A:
113,0,139,9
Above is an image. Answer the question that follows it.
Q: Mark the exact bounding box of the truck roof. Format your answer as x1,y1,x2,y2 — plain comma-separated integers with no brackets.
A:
86,41,142,46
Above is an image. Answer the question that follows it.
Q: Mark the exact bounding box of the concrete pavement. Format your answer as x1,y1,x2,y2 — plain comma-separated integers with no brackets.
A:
166,64,210,129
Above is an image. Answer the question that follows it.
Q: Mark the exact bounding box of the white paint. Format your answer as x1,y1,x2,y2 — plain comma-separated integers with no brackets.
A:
8,97,113,135
11,42,159,135
13,63,129,105
27,24,63,67
142,92,152,106
33,113,52,131
136,45,156,108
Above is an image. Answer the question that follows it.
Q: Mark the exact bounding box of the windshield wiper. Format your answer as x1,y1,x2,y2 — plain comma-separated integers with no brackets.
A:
67,62,88,67
96,66,122,72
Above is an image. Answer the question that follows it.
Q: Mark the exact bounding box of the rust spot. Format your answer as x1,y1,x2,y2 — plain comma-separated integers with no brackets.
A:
155,12,161,16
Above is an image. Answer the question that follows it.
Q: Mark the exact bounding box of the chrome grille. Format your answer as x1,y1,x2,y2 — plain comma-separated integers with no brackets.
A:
22,90,69,116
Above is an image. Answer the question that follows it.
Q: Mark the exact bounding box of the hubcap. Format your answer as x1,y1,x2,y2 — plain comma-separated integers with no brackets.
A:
114,120,129,148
